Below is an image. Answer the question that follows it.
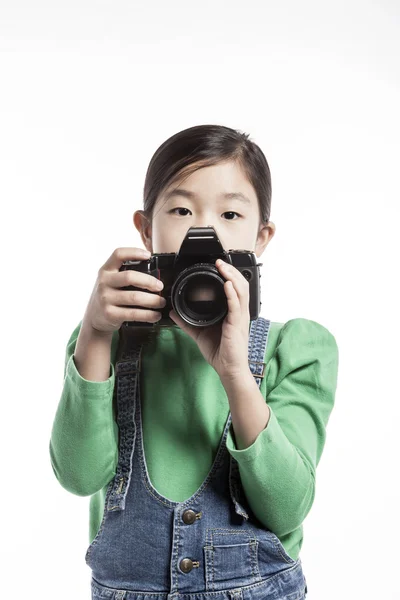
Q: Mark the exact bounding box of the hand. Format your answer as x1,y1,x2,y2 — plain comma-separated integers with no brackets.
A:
169,259,251,381
83,247,165,335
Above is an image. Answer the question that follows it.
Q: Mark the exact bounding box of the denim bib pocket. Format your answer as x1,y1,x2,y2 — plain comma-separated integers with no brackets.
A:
203,528,261,591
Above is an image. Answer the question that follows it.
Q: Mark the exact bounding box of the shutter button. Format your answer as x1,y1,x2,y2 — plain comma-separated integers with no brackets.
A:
182,509,197,525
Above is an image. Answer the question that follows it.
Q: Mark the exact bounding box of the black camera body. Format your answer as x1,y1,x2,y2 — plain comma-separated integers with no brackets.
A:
119,225,263,329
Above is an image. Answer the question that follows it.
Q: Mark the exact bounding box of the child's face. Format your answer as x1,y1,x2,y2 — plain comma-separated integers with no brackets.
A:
134,159,275,257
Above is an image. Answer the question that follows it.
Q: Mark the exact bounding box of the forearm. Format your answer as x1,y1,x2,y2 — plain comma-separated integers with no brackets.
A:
221,368,314,534
74,319,113,381
50,320,118,496
221,370,271,450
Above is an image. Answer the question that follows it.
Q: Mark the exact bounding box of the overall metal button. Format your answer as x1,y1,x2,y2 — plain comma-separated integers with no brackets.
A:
180,558,193,573
182,509,196,524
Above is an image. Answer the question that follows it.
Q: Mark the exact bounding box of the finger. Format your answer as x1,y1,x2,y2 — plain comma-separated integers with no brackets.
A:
224,279,241,325
216,260,249,313
102,247,151,273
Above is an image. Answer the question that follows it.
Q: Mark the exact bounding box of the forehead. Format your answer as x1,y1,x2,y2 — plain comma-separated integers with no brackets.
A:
162,160,257,201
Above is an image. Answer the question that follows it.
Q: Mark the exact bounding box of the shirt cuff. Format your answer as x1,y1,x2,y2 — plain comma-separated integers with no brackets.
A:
226,406,281,463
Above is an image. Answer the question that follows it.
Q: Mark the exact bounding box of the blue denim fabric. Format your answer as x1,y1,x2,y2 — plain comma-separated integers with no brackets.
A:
85,317,308,599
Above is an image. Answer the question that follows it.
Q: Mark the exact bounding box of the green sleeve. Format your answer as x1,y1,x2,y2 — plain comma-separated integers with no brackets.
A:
226,318,339,537
49,321,120,496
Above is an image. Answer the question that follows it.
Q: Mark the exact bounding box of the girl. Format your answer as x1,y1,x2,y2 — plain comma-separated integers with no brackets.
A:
49,124,338,600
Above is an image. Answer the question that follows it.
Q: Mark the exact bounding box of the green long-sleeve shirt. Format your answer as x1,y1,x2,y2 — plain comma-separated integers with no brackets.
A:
49,317,339,562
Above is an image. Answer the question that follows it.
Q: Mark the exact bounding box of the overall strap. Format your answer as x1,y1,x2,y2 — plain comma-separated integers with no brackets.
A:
248,317,271,387
106,325,143,512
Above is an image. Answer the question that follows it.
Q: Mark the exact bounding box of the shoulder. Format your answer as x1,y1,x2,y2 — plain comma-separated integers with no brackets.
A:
269,317,338,355
262,317,339,391
272,316,337,342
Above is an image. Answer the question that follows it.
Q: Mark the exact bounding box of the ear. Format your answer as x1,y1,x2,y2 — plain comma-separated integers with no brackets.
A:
133,210,153,252
255,221,276,257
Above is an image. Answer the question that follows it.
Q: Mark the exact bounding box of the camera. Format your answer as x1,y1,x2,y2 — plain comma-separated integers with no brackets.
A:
119,225,263,329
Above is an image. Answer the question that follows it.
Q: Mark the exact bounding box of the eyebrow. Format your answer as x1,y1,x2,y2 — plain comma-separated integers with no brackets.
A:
165,188,252,205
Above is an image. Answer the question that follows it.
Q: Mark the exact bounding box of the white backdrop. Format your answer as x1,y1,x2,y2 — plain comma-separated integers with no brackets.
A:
1,1,399,598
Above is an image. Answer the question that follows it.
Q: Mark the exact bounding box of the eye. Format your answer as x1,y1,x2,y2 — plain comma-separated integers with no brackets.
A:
169,208,191,216
169,208,241,219
223,211,241,220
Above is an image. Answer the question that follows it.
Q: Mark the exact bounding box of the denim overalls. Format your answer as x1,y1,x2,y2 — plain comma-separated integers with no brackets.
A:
85,316,308,600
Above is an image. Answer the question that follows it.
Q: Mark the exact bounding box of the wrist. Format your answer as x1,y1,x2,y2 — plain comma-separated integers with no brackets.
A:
81,318,114,341
219,366,255,391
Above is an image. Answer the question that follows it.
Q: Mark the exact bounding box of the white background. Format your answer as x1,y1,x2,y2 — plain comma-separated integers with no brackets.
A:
1,1,399,598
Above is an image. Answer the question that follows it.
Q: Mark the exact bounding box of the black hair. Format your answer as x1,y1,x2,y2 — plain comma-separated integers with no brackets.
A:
142,123,272,229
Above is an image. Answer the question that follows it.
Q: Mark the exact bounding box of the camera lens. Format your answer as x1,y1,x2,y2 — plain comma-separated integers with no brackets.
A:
172,264,228,327
183,274,225,316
